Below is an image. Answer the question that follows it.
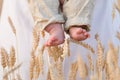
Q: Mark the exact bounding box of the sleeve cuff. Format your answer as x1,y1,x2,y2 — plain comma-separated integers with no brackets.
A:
35,14,65,31
64,17,91,33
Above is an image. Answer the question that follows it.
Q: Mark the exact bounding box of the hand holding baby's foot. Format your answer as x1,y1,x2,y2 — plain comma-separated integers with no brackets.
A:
44,23,65,46
69,26,90,41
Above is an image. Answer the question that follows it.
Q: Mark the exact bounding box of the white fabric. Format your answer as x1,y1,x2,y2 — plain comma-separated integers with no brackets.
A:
0,0,120,80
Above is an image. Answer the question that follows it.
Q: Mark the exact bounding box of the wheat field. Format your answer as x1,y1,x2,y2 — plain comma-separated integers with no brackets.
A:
0,21,120,80
0,0,120,80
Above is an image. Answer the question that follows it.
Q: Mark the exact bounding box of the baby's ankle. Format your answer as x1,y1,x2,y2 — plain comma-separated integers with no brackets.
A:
45,23,62,34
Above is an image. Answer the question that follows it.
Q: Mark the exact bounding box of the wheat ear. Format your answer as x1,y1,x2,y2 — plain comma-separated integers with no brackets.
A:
95,34,104,80
115,0,120,13
32,27,40,51
77,54,88,80
47,46,63,61
9,46,16,68
38,45,45,74
0,0,3,18
68,61,78,80
8,16,16,35
116,32,120,40
0,48,8,69
49,60,64,80
87,54,94,74
61,38,70,58
29,50,35,80
46,68,51,80
69,38,95,53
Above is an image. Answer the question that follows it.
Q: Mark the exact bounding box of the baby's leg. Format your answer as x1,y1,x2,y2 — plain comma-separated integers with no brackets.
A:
44,0,65,46
30,0,65,46
69,26,90,41
63,0,94,41
44,23,65,46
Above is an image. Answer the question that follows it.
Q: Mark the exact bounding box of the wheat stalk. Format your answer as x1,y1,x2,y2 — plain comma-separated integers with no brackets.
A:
116,32,120,40
61,38,70,58
16,74,22,80
115,0,120,13
112,4,115,21
38,46,45,74
46,68,51,80
3,63,22,80
8,17,16,35
0,48,8,69
9,46,16,68
87,54,94,74
34,57,40,80
29,50,36,80
69,38,95,53
47,45,64,80
104,62,109,80
41,30,45,38
32,27,40,52
49,59,64,80
90,74,97,80
77,54,88,80
95,34,104,80
105,41,119,80
0,0,3,18
68,61,78,80
108,42,118,68
47,46,63,61
105,42,119,80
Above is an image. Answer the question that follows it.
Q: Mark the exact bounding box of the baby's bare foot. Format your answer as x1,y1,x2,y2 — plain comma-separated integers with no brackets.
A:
44,23,65,46
69,26,90,41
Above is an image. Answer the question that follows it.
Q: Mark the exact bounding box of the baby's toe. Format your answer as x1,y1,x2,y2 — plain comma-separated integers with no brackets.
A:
71,32,88,41
46,37,64,46
76,28,83,34
84,32,90,38
77,34,87,41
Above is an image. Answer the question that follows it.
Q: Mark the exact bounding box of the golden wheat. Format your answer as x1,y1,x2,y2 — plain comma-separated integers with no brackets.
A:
41,30,45,38
46,68,51,80
9,46,16,68
1,25,120,80
0,0,3,18
116,32,120,40
87,54,94,74
95,34,104,70
68,61,78,80
16,74,22,80
37,45,45,75
29,50,36,80
90,74,97,80
34,57,40,80
49,60,64,80
8,17,16,35
115,0,120,13
0,48,8,68
77,55,88,80
62,39,70,58
112,4,115,21
32,27,40,51
47,46,63,61
3,63,22,80
69,38,95,53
